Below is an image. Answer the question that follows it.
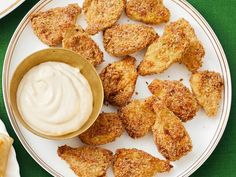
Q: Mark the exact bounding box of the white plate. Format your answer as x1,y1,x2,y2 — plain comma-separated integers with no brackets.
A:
2,0,232,177
0,0,25,19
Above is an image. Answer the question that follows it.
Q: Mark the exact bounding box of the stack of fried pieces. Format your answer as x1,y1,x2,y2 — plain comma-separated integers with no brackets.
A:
30,0,224,176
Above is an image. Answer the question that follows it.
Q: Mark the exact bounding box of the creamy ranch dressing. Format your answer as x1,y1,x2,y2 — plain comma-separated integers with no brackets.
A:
17,62,93,136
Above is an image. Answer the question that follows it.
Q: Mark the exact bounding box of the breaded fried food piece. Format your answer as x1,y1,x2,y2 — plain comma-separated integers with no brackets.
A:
30,4,81,46
152,101,192,161
100,56,138,106
138,31,189,75
148,80,199,122
83,0,126,35
164,18,205,72
138,18,205,75
118,97,156,138
58,145,113,177
190,71,224,116
103,24,158,57
62,25,103,67
126,0,170,25
113,148,172,177
79,113,123,145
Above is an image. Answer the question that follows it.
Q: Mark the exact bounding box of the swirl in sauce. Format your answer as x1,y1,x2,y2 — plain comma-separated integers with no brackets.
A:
17,62,93,136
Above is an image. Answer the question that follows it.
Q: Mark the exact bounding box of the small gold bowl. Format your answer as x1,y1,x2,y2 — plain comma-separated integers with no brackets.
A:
10,48,104,140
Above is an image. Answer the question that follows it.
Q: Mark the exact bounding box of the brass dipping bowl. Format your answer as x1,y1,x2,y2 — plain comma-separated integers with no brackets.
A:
10,48,104,140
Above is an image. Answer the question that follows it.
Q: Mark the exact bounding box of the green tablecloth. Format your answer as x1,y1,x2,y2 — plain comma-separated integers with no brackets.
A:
0,0,235,176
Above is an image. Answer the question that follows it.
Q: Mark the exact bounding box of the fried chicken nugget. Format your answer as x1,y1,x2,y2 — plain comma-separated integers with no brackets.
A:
152,101,192,161
62,25,104,67
58,145,113,177
30,4,81,46
148,80,199,122
113,148,172,177
164,18,205,72
118,97,156,138
83,0,126,35
126,0,170,25
79,113,123,145
138,29,189,75
100,56,138,106
103,24,158,57
190,71,224,116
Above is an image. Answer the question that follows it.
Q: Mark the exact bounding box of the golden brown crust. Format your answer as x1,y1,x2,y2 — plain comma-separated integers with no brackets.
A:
62,25,104,67
113,148,172,177
118,97,156,138
79,113,123,145
126,0,170,25
83,0,126,35
152,101,193,161
138,18,205,75
148,80,199,122
138,30,189,75
190,71,224,116
164,18,205,72
57,145,113,177
103,24,158,57
100,56,138,106
181,41,205,72
30,4,81,46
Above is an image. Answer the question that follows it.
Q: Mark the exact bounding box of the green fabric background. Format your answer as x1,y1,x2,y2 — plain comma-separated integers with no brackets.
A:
0,0,235,176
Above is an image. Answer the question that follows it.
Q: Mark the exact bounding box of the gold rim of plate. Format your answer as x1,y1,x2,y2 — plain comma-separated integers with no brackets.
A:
2,0,232,177
10,48,104,140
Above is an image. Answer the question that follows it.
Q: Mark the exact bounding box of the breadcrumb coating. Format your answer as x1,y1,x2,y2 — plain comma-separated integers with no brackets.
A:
152,101,193,161
138,29,189,75
118,97,156,138
83,0,126,35
58,145,113,177
100,56,138,106
164,18,205,72
190,71,224,116
79,113,123,145
30,4,81,46
62,25,104,67
113,148,172,177
138,18,205,75
126,0,170,25
148,80,199,122
103,24,158,57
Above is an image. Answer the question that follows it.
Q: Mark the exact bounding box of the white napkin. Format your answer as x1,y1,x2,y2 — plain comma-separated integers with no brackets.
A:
0,120,20,177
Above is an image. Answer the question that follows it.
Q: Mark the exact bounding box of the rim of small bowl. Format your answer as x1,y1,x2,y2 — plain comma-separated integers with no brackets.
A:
9,48,104,140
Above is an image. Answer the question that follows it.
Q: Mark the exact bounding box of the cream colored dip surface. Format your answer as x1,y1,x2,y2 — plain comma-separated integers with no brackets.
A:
17,61,93,136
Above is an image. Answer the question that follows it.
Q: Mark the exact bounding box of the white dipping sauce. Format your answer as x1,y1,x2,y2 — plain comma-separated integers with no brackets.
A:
17,61,93,136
